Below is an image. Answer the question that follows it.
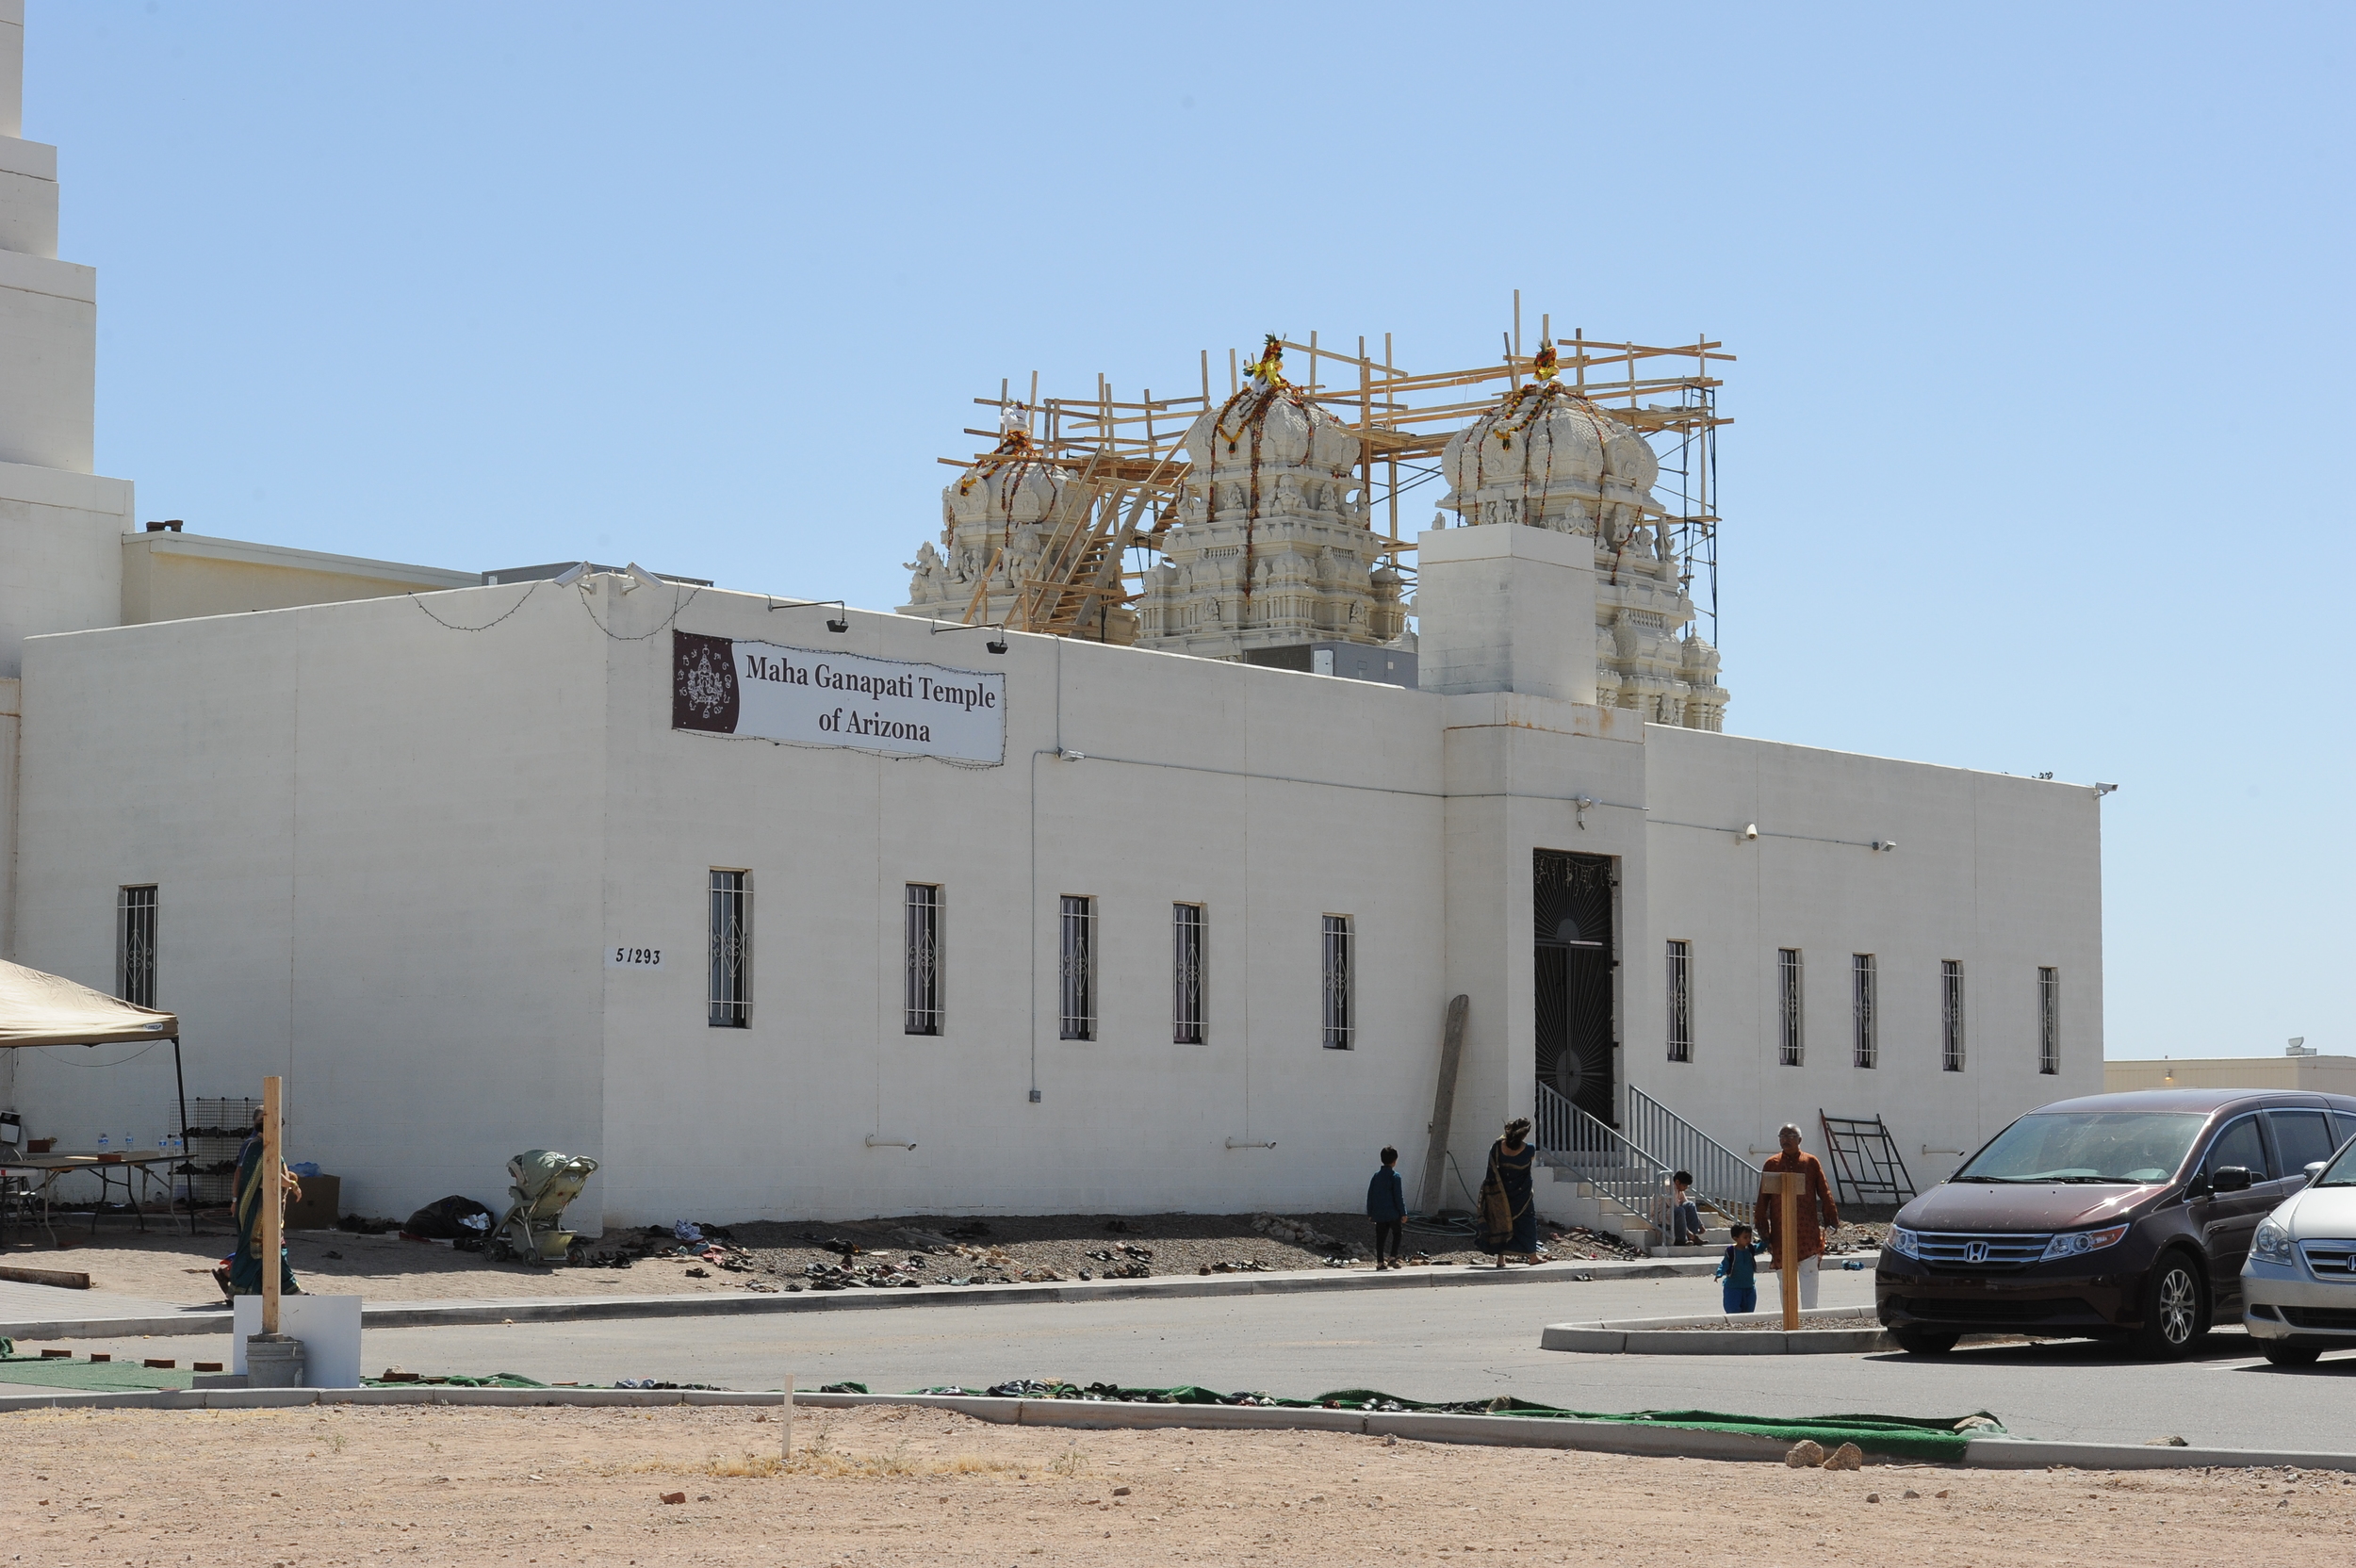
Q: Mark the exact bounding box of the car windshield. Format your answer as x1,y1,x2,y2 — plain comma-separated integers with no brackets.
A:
1952,1112,2206,1184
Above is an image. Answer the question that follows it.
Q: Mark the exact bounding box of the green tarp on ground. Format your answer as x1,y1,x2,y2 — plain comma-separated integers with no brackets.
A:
0,1354,194,1392
898,1381,2001,1462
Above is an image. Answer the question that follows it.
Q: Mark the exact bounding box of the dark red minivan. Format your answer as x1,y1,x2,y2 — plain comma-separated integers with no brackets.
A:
1876,1088,2356,1358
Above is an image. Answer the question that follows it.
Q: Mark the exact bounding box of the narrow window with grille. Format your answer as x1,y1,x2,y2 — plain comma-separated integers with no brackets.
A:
904,884,942,1036
1172,903,1204,1044
2038,966,2060,1075
707,870,749,1028
1664,939,1693,1063
1321,914,1354,1050
1941,958,1966,1071
1058,895,1096,1041
1852,953,1878,1069
1776,948,1804,1066
117,885,157,1008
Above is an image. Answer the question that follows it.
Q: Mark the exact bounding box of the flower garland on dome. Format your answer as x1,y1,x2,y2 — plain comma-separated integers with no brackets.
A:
1204,335,1324,605
954,410,1066,557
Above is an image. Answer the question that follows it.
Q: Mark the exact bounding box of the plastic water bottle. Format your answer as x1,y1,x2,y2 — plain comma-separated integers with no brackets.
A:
97,1132,109,1152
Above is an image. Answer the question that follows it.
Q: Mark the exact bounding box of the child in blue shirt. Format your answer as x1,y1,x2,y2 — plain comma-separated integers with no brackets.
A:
1714,1222,1769,1315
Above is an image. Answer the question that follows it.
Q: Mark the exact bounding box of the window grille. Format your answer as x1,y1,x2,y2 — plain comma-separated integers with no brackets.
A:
1172,904,1204,1044
1321,914,1354,1050
1852,954,1878,1069
707,871,749,1028
1058,895,1096,1041
117,886,157,1008
1941,959,1966,1071
905,884,942,1036
1664,939,1692,1063
2037,967,2059,1075
1777,948,1804,1067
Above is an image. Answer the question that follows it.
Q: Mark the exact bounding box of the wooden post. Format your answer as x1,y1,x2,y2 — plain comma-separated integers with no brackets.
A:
1761,1170,1807,1330
782,1372,794,1464
260,1075,284,1336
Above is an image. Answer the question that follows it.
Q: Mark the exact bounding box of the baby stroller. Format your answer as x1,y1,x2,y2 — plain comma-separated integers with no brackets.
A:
488,1150,599,1266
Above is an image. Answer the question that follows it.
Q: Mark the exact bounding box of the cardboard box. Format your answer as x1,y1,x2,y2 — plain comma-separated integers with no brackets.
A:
284,1173,341,1230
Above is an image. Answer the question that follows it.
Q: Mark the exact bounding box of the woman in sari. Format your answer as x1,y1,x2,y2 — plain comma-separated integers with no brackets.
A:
221,1110,301,1299
1476,1118,1540,1266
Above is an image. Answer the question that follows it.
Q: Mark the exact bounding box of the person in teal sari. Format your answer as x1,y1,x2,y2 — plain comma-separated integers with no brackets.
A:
1476,1118,1540,1266
224,1111,300,1298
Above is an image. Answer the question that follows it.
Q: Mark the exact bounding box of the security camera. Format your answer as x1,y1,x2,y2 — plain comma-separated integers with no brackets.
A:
548,562,590,587
623,562,665,595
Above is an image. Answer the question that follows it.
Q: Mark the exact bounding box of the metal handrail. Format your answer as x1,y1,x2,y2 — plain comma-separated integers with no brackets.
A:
1627,1084,1754,1229
1532,1084,1674,1235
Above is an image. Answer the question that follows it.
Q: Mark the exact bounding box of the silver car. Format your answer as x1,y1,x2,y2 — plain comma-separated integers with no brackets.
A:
2241,1136,2356,1366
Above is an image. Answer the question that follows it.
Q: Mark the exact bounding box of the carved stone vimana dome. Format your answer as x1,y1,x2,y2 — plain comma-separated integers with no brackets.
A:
1436,358,1728,728
900,410,1140,644
1137,338,1404,661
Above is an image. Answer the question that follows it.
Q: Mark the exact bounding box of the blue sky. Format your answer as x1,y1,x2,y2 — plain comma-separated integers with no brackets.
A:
25,2,2352,1060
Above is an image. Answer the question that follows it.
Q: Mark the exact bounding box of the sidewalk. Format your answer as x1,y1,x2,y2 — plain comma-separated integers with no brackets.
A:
0,1252,1732,1341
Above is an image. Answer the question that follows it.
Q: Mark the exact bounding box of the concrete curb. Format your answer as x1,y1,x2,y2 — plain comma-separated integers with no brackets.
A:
1542,1307,1972,1356
3,1384,2348,1472
0,1253,1736,1342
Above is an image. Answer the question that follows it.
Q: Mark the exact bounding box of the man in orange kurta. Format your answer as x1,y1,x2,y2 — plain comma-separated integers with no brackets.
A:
1756,1122,1841,1308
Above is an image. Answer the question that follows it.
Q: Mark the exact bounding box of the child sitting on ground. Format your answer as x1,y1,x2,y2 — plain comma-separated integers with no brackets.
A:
1714,1222,1769,1315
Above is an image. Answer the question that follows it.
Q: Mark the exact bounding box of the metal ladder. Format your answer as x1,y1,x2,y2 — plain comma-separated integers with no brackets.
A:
1817,1109,1920,1208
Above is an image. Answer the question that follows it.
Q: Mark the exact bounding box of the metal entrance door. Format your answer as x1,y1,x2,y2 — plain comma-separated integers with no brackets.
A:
1534,850,1617,1125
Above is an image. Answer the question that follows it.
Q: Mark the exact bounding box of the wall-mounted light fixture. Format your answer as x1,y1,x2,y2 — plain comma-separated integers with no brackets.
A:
1058,749,1087,763
1572,794,1596,831
1740,824,1759,842
1223,1137,1277,1150
766,596,849,632
1872,839,1898,853
929,618,1009,656
863,1135,916,1151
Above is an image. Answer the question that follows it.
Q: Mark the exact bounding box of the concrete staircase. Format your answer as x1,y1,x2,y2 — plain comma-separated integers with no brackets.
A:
1532,1165,1660,1251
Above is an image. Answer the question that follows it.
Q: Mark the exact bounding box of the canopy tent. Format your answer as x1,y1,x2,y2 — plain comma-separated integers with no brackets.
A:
0,959,178,1047
0,961,189,1207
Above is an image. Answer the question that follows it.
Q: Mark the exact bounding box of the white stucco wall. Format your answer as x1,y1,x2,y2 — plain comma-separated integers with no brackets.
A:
9,577,2104,1224
1629,725,2105,1184
14,586,612,1217
0,460,129,678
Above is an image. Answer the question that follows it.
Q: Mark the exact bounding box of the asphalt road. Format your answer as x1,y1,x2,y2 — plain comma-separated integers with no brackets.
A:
40,1269,2356,1452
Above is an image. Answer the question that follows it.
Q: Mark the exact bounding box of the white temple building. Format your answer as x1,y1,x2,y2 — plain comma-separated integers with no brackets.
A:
0,7,2104,1230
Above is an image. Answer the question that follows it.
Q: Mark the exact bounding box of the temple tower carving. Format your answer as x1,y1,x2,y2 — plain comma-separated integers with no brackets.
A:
1435,347,1728,728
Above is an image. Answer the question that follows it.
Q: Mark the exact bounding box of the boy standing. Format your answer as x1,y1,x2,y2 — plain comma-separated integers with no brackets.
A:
1714,1222,1768,1315
1366,1146,1406,1269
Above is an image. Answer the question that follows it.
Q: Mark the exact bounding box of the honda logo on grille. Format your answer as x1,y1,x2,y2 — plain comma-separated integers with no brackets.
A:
1965,1241,1991,1264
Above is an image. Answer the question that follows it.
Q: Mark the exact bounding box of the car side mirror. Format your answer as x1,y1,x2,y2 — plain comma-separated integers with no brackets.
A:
2210,1166,2254,1193
2306,1162,2329,1184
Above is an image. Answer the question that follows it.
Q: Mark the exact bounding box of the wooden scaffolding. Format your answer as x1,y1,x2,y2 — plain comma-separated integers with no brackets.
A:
934,293,1734,641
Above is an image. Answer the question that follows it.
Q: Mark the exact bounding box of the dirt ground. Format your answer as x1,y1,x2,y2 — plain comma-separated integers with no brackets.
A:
11,1211,1675,1307
3,1404,2345,1567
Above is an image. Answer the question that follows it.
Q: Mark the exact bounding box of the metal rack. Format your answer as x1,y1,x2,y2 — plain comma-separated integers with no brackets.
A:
183,1097,260,1207
1818,1110,1920,1209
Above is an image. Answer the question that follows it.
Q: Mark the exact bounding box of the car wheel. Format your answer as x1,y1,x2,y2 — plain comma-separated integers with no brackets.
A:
2132,1254,2204,1359
1892,1327,1959,1356
2264,1344,2322,1368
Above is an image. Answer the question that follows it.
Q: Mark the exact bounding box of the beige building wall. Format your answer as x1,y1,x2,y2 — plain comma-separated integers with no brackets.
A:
2104,1055,2356,1097
120,531,480,625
